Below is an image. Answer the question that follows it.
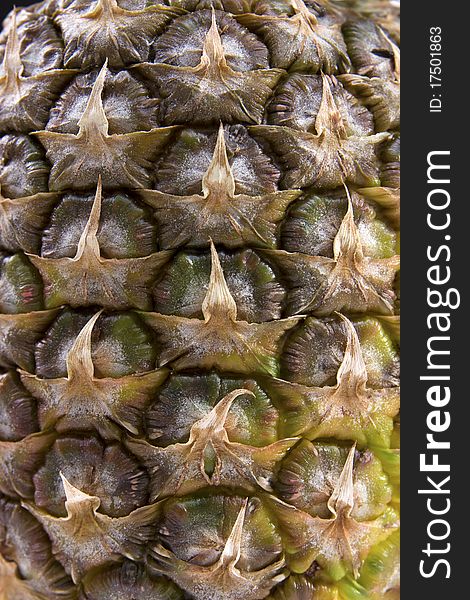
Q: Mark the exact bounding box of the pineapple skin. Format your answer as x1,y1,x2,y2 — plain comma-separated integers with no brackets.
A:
0,1,400,599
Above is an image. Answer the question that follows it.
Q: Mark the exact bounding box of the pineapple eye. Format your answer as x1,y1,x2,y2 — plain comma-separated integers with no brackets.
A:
0,12,62,77
46,70,159,135
34,309,157,378
153,249,286,322
155,125,280,196
0,135,49,199
282,189,397,259
32,436,149,517
152,9,270,71
0,253,44,313
0,372,38,441
145,373,279,446
41,192,158,259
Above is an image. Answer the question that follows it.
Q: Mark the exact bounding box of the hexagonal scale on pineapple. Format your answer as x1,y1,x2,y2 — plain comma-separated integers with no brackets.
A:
79,560,184,600
0,431,55,497
263,314,399,446
22,475,160,583
140,242,302,375
152,248,286,322
281,188,397,258
20,311,168,437
343,19,400,80
140,124,300,249
0,12,63,75
281,314,399,389
264,189,399,315
0,308,59,371
145,373,279,447
0,498,76,599
267,73,374,136
152,7,270,70
127,388,296,498
0,372,38,441
33,436,149,517
0,9,74,132
46,69,159,134
34,308,158,378
41,190,157,259
54,0,182,68
275,441,393,520
149,495,286,600
138,9,283,125
339,72,400,132
0,135,49,199
251,74,389,189
236,0,350,72
154,124,281,196
0,253,44,313
33,62,178,191
267,444,398,579
26,178,172,309
0,190,59,253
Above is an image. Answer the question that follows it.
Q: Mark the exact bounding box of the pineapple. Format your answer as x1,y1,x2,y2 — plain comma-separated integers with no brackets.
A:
0,0,400,598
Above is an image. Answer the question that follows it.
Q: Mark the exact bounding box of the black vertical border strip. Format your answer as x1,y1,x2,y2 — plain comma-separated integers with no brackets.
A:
401,1,468,597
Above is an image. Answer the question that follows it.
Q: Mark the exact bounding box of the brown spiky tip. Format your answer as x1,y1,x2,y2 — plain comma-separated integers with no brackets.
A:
264,312,399,446
281,188,397,259
0,9,63,76
140,9,282,125
41,190,157,260
267,73,373,135
268,442,398,577
149,495,286,599
263,187,399,316
0,9,23,88
153,8,270,70
55,0,181,68
251,75,389,190
0,9,74,132
33,69,177,191
281,313,399,389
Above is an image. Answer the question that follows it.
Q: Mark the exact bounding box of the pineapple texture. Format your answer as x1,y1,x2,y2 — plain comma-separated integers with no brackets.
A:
0,0,400,598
